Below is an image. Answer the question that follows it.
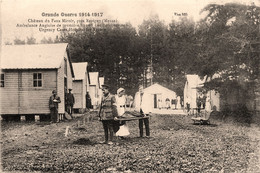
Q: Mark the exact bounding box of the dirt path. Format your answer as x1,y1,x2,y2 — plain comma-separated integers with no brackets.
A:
247,123,260,173
1,113,259,172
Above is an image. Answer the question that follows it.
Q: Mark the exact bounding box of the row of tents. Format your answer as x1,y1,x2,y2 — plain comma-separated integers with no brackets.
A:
133,77,220,114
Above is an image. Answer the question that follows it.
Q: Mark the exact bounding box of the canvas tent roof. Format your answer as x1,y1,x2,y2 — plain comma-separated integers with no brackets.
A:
89,72,99,86
1,43,71,69
143,83,176,95
72,62,88,80
134,83,177,114
99,77,104,88
186,75,206,89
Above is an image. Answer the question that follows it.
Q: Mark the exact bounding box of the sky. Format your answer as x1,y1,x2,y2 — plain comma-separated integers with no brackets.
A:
1,0,259,44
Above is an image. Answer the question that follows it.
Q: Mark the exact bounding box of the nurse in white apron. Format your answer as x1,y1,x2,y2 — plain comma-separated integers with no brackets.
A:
114,88,130,136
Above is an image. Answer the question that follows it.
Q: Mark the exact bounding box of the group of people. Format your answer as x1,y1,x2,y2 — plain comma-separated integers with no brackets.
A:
197,96,212,113
157,96,182,110
185,95,212,114
49,88,75,123
99,84,150,145
48,85,149,144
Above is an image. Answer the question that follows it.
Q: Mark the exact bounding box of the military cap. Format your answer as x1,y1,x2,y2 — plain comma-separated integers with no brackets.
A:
101,84,110,89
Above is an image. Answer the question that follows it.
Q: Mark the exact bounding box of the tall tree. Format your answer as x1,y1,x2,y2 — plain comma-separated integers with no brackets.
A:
138,14,169,88
166,17,198,96
59,23,145,95
41,37,54,44
14,37,25,45
197,3,260,109
4,41,12,45
26,36,36,44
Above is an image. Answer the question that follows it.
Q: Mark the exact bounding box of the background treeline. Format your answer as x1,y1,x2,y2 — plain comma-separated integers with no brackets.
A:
9,3,260,100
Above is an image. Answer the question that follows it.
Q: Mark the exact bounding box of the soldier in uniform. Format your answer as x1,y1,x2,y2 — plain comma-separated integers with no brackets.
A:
86,91,92,109
49,90,61,123
99,84,117,145
66,88,75,117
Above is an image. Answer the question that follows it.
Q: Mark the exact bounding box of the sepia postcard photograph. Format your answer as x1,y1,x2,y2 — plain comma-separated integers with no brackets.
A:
1,0,260,172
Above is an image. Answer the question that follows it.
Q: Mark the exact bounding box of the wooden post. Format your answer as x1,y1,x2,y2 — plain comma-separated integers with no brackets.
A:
35,115,40,122
65,126,69,137
21,115,26,121
83,116,86,125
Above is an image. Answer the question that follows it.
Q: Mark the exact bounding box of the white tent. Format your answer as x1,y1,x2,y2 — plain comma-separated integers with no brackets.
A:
183,74,220,111
134,83,177,113
183,75,204,109
98,77,104,105
89,72,100,109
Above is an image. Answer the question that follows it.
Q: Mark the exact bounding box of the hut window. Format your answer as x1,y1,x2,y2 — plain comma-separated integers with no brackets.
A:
0,74,4,87
33,73,42,87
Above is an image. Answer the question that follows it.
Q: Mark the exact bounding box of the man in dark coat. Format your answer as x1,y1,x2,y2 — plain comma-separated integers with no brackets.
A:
86,92,92,109
67,88,75,117
49,90,61,123
197,96,202,113
99,84,117,145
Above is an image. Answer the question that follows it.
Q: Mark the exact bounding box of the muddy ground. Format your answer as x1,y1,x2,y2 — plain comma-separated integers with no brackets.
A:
1,112,260,172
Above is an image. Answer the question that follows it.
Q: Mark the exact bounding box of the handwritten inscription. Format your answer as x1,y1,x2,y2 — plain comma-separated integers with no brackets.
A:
174,12,188,16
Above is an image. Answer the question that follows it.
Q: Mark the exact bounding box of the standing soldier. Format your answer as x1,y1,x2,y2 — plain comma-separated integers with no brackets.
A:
49,90,61,123
197,96,202,114
65,89,68,113
67,88,75,117
99,84,117,145
86,91,92,109
139,86,150,138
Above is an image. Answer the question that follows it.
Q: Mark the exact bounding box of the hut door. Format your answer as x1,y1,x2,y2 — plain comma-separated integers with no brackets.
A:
64,77,67,110
154,94,157,108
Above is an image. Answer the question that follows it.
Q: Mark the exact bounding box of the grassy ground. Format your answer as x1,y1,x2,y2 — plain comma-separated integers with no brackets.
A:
1,112,260,173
